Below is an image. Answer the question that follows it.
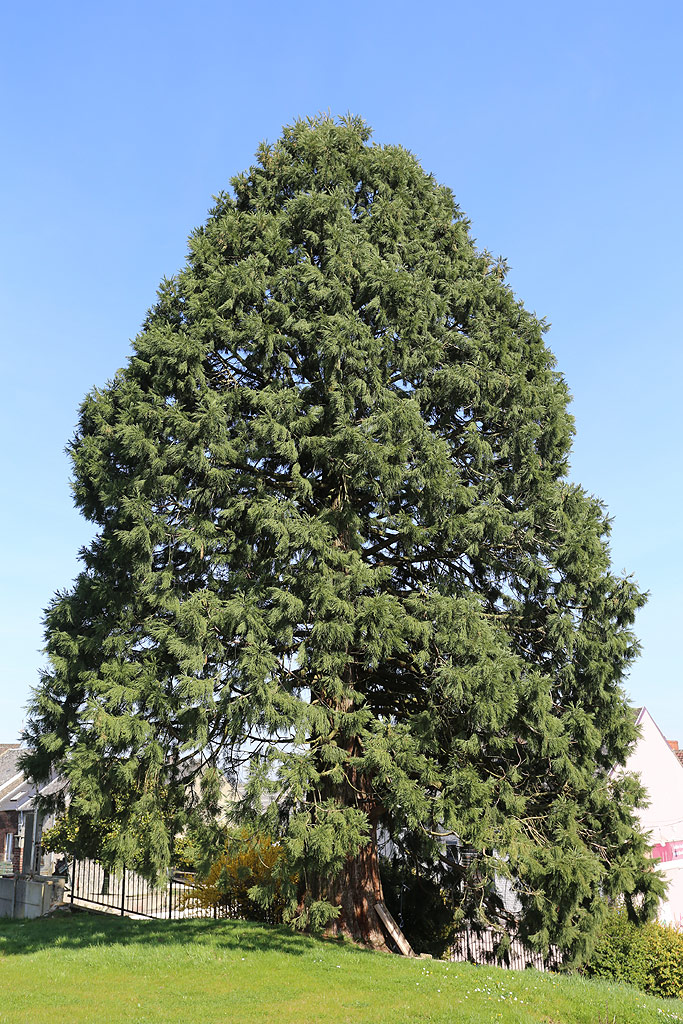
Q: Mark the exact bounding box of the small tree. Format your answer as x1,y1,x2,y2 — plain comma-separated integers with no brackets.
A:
23,115,663,957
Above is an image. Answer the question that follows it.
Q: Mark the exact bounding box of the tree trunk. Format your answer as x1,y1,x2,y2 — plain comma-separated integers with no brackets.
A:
327,817,389,950
313,625,389,949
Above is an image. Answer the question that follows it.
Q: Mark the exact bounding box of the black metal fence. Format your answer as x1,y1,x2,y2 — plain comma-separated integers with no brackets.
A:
69,858,224,920
68,857,283,924
69,856,202,921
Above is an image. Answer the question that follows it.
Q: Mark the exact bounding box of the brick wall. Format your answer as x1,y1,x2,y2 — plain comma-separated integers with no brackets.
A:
0,811,20,873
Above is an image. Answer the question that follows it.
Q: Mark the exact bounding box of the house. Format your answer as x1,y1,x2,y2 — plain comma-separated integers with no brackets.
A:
622,708,683,925
0,743,62,877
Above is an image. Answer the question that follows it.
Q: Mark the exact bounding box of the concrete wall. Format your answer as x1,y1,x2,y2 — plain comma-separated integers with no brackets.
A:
0,876,66,919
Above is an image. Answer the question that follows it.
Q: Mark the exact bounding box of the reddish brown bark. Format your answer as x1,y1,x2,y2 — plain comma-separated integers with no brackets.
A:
314,640,390,948
322,745,390,950
327,818,389,950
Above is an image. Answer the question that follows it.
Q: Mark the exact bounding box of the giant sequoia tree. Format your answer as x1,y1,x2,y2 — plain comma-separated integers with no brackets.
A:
24,115,661,958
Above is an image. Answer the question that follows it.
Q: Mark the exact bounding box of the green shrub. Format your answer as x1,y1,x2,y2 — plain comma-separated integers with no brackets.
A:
629,919,683,998
584,909,683,999
584,909,635,984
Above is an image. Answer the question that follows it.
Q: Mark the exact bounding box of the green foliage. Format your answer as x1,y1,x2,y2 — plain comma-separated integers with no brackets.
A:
630,923,683,1000
21,113,663,955
584,909,636,984
39,811,113,859
172,832,202,873
39,806,159,875
584,909,683,999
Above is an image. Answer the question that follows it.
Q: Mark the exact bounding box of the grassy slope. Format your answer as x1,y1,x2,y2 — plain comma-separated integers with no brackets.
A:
0,915,682,1024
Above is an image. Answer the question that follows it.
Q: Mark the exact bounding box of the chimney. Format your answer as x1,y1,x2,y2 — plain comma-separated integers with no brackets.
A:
668,740,679,751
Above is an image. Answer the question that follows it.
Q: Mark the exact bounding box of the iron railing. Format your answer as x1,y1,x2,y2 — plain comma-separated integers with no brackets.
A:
69,858,218,919
67,857,281,923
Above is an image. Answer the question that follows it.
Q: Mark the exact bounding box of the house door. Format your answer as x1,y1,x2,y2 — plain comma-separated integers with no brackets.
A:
22,812,35,874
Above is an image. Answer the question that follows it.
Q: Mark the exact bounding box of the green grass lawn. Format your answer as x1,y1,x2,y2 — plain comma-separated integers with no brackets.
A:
0,914,681,1024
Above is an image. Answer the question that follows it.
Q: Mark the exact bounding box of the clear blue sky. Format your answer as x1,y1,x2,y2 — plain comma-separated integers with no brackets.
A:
1,1,681,741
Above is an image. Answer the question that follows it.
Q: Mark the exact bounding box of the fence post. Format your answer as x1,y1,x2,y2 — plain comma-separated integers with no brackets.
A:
168,876,173,920
120,867,126,916
70,859,76,905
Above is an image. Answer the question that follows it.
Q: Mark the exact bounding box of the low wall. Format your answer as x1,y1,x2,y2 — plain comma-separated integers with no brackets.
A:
0,876,66,919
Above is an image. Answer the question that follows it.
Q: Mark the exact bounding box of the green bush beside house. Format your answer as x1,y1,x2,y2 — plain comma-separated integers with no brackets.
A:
584,909,683,999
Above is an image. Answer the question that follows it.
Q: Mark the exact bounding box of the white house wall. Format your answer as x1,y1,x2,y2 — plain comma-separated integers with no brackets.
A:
622,708,683,925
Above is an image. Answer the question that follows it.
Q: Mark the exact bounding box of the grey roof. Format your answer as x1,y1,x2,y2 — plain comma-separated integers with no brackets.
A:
0,745,64,813
0,747,23,794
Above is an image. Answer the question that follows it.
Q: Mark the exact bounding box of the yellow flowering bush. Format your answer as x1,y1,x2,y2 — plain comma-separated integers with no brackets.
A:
180,829,285,923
